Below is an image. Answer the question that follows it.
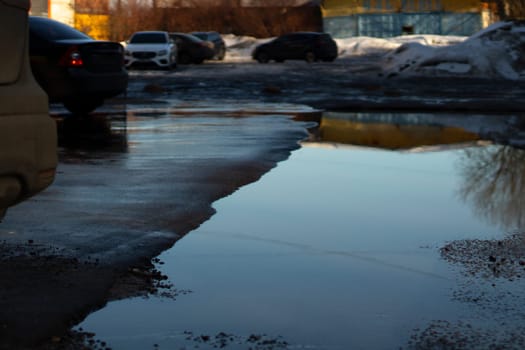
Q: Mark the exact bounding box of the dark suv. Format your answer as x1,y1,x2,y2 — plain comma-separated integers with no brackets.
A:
252,32,338,63
191,31,226,60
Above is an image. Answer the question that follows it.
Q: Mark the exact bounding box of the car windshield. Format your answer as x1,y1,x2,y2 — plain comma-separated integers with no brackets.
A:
191,32,207,40
29,17,91,41
130,33,167,44
187,34,204,43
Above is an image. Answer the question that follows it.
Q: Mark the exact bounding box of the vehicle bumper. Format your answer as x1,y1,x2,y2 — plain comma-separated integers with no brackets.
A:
68,68,128,97
125,56,172,68
46,68,129,102
0,113,57,210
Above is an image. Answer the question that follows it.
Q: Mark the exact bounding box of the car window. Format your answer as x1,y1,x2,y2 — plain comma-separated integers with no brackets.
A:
185,35,204,43
274,36,289,44
171,36,183,45
191,32,207,40
130,33,167,44
28,17,91,41
207,33,219,41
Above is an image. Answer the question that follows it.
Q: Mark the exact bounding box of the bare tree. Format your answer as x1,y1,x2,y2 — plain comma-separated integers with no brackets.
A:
493,0,525,20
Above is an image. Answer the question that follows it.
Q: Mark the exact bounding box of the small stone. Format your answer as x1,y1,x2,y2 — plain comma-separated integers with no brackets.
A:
143,84,165,93
262,85,281,94
51,336,61,343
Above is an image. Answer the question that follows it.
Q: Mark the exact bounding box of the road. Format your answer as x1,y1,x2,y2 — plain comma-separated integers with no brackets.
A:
123,57,525,113
0,58,524,349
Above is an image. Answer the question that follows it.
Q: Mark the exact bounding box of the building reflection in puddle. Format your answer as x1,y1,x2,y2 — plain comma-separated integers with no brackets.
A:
309,111,525,232
308,111,484,151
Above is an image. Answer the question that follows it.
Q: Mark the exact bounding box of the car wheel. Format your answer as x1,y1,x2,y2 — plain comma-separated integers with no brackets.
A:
216,47,226,60
167,54,177,70
63,98,104,115
256,52,270,63
305,51,316,63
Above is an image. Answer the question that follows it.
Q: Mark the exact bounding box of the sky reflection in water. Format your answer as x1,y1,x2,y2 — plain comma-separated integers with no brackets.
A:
81,113,525,349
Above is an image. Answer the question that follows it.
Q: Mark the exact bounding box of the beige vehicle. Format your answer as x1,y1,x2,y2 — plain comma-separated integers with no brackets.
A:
0,0,57,219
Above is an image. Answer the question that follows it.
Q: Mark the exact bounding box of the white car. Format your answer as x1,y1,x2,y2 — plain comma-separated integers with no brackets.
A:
0,0,57,220
124,31,177,69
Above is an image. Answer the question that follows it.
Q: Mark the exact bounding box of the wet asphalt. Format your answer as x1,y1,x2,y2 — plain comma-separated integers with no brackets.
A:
0,58,524,348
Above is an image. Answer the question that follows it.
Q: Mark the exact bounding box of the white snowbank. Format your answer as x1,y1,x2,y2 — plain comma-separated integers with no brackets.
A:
222,21,525,80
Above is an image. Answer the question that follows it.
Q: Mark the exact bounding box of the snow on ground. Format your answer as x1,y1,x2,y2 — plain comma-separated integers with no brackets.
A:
223,21,525,80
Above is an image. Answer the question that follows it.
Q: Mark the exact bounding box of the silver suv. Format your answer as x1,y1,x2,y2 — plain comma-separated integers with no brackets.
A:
124,31,177,69
0,0,57,219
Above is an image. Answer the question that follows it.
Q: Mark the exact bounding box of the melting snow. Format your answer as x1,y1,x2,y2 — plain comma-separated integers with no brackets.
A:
223,21,525,80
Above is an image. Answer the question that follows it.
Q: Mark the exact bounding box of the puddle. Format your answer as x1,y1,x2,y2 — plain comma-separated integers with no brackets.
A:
79,111,525,349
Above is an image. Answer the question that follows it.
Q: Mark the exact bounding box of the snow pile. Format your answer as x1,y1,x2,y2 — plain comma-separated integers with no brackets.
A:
222,21,525,80
382,21,525,80
222,34,269,61
335,35,466,57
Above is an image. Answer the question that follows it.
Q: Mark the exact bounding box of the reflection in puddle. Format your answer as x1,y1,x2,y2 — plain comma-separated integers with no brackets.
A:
458,146,525,230
56,114,129,153
316,113,481,150
77,109,525,349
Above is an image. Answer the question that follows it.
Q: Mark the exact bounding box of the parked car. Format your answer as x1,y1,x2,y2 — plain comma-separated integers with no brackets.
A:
0,1,57,219
190,31,226,60
28,16,128,115
124,31,177,70
252,32,338,63
169,33,215,64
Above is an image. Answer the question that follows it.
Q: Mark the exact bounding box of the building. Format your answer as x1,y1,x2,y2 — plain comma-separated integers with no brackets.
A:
322,0,497,38
30,0,110,40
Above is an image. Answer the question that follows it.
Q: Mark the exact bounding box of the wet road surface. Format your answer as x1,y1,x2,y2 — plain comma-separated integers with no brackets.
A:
123,58,525,113
0,103,316,348
1,58,525,348
80,111,525,350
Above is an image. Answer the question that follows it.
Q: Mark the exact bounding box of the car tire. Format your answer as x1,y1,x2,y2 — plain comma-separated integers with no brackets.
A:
256,52,270,64
305,51,316,63
216,47,226,60
163,54,176,70
63,98,104,115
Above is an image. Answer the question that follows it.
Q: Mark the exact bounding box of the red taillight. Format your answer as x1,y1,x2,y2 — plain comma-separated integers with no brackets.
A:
59,46,84,67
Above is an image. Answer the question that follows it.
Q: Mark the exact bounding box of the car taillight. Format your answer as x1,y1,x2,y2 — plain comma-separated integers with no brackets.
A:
59,46,84,67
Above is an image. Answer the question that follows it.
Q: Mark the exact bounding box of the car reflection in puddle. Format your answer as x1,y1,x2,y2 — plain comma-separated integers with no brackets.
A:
77,109,525,349
53,112,129,153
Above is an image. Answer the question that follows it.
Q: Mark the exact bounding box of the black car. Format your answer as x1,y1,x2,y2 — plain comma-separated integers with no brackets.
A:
191,31,226,60
252,32,338,63
29,16,128,114
169,33,215,64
